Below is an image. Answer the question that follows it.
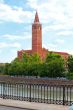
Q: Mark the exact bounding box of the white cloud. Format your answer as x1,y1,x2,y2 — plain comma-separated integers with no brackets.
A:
27,0,38,9
57,31,73,36
0,0,73,27
48,43,57,49
3,34,31,41
56,39,65,44
0,2,33,23
27,0,66,21
0,0,73,28
43,43,57,50
44,24,66,31
0,42,21,48
0,42,7,48
27,0,73,30
12,43,21,48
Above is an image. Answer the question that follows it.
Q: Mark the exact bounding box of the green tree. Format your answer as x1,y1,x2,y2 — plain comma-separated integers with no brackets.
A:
67,55,73,72
30,53,41,64
4,52,65,78
45,52,65,77
45,52,62,63
48,59,65,77
4,63,11,75
22,53,29,63
66,55,73,80
38,63,49,77
0,63,5,74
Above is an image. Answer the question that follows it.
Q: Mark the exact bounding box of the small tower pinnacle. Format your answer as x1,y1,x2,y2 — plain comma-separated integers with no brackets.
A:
34,11,39,23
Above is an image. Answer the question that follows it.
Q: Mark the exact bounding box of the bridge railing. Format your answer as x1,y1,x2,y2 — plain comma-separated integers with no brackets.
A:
0,82,73,105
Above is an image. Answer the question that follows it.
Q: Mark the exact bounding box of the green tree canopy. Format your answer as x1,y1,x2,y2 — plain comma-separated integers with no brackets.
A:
45,52,62,63
67,55,73,72
4,52,65,78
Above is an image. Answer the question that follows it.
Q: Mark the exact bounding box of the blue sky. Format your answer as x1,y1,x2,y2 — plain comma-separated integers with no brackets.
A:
0,0,73,63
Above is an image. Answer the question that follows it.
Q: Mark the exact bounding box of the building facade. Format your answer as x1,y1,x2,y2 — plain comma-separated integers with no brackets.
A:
18,12,69,60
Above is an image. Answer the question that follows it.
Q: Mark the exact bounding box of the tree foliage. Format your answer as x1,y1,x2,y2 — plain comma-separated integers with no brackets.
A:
46,52,61,62
3,52,66,78
66,55,73,79
67,55,73,72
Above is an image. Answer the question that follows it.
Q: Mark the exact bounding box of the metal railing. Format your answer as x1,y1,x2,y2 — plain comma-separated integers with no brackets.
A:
0,82,73,105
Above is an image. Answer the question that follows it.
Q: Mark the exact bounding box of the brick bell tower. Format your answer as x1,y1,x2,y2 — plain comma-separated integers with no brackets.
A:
18,11,69,60
32,11,42,55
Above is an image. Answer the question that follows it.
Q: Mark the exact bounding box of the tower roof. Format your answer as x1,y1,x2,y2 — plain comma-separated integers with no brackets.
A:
34,11,39,23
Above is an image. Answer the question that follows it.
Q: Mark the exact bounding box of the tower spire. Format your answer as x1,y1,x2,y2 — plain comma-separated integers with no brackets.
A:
32,11,42,55
34,11,39,23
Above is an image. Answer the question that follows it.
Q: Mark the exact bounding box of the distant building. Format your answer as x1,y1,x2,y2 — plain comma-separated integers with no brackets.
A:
18,12,69,60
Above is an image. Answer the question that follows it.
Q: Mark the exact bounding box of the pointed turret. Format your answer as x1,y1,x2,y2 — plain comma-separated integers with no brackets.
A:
34,11,39,23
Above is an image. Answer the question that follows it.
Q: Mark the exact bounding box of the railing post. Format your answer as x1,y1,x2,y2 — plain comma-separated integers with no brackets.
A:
3,82,5,99
29,84,31,102
70,86,71,106
63,86,65,105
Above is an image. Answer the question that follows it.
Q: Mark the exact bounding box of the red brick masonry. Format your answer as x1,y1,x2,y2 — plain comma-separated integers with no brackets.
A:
18,12,69,60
